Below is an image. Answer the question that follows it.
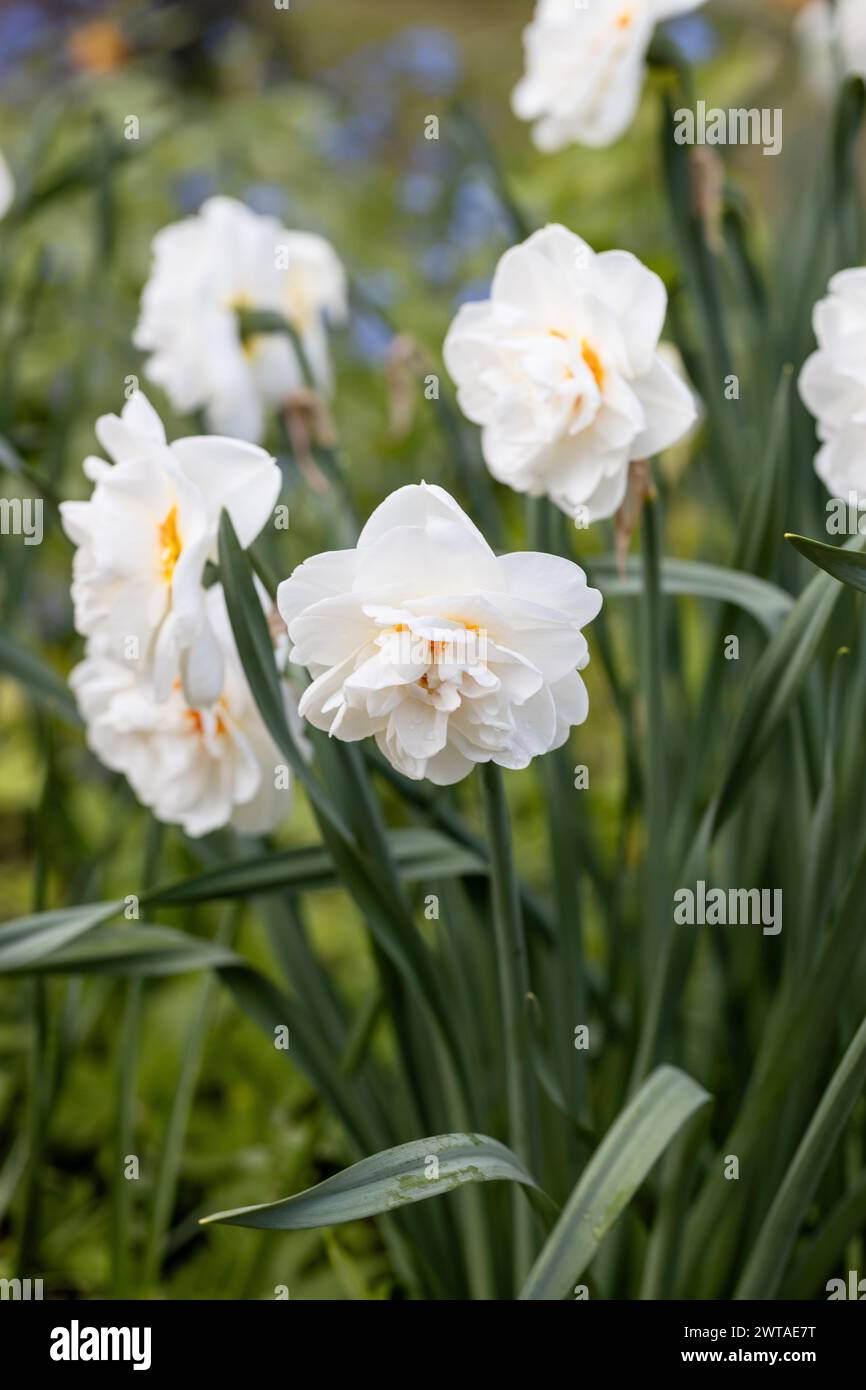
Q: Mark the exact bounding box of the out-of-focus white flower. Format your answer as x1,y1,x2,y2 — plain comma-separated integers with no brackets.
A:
0,151,14,220
799,267,866,501
71,585,292,837
443,224,696,522
512,0,708,151
60,391,281,707
277,482,602,785
134,196,347,442
796,0,866,96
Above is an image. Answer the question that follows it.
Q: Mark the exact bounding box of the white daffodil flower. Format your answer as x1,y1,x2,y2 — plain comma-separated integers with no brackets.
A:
60,391,281,707
71,585,292,838
512,0,708,151
797,0,866,96
799,267,866,502
0,150,14,220
443,224,697,522
277,482,602,785
133,196,347,442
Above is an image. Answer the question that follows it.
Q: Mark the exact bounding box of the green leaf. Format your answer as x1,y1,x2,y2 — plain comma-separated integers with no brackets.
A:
0,434,60,508
785,532,866,594
588,556,792,634
147,826,486,907
710,566,844,831
217,511,297,766
0,900,122,971
0,631,81,728
681,827,866,1295
199,1133,541,1230
735,1011,866,1300
5,925,242,977
518,1066,711,1300
782,1169,866,1299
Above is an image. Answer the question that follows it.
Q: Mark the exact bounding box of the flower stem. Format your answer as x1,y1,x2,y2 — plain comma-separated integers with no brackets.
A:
630,488,672,1089
480,759,536,1290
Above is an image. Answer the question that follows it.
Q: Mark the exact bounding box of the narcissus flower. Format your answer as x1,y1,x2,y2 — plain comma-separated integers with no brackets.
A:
796,0,866,93
277,483,602,784
443,224,696,522
799,268,866,501
134,196,347,442
0,151,14,220
60,391,280,707
512,0,708,151
71,585,292,837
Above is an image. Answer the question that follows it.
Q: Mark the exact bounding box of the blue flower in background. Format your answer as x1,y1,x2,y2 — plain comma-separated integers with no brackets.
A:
399,171,442,217
355,270,398,310
449,173,511,253
421,243,459,287
0,3,50,81
172,170,218,214
662,15,718,65
453,277,492,309
318,98,395,166
243,183,288,218
385,27,462,95
350,310,395,364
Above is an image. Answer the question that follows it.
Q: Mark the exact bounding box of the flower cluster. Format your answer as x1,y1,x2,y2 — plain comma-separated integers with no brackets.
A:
799,268,866,503
55,2,721,827
61,391,292,836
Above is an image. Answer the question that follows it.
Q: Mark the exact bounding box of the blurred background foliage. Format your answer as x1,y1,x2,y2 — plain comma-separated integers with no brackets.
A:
1,0,864,1299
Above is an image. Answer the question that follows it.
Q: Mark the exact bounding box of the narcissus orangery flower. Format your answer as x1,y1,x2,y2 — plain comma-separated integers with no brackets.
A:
60,392,280,708
443,225,696,522
799,268,866,501
277,483,602,784
71,585,292,838
134,196,347,442
512,0,709,151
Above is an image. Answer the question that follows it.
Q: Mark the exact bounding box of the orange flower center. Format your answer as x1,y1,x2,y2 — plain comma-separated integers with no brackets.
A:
580,340,604,389
158,506,182,585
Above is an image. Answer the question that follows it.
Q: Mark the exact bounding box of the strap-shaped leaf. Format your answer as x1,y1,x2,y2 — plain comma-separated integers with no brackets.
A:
589,556,792,634
200,1133,541,1230
786,532,866,594
736,1011,866,1300
710,565,844,830
3,925,242,977
519,1066,711,1300
0,900,123,971
0,631,81,728
147,827,486,908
